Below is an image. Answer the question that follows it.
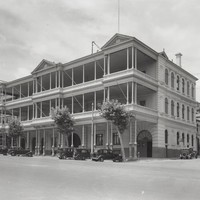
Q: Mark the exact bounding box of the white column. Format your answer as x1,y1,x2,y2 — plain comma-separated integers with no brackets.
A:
108,54,110,74
52,128,55,156
83,65,85,83
18,135,21,148
134,48,137,69
132,46,134,69
134,119,137,159
106,122,109,148
132,82,134,104
35,129,38,156
127,48,129,69
43,129,46,156
71,132,74,147
110,123,113,149
82,125,85,147
127,82,129,104
37,129,40,156
26,131,29,149
134,83,137,104
129,121,133,158
94,124,96,148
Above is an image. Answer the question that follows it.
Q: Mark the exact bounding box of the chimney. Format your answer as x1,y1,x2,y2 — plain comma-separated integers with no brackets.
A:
175,53,182,67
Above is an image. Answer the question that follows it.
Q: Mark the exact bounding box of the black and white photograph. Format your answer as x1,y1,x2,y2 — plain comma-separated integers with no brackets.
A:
0,0,200,199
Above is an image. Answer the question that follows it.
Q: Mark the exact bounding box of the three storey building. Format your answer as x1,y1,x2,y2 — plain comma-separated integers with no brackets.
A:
0,33,198,158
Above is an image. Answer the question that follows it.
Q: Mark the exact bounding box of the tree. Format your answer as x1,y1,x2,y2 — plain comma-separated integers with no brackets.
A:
98,99,133,162
8,118,24,147
51,106,75,147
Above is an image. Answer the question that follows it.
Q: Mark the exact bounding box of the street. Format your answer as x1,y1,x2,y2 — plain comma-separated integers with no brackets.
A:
0,155,200,200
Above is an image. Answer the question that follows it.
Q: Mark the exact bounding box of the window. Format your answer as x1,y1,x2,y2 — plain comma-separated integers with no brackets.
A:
177,132,179,145
177,75,180,91
182,133,185,145
187,134,190,147
165,69,169,85
187,106,190,121
187,81,190,96
165,130,168,144
113,132,120,145
182,78,185,94
0,135,2,145
192,108,194,122
177,103,180,117
171,72,174,88
165,98,168,114
96,134,103,146
192,135,194,146
182,104,185,119
191,84,194,98
140,101,146,107
171,100,174,116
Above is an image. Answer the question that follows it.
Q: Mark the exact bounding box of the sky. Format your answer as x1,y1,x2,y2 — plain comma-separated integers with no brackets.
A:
0,0,200,101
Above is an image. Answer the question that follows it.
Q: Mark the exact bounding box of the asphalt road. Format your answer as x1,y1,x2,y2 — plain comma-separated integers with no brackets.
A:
0,155,200,200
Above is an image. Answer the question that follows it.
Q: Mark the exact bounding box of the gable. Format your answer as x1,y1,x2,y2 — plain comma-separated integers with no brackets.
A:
31,59,56,74
101,33,133,49
159,51,168,60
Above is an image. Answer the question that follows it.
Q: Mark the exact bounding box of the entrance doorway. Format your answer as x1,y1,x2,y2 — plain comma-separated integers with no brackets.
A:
21,138,26,149
137,130,152,157
68,133,81,148
32,138,36,153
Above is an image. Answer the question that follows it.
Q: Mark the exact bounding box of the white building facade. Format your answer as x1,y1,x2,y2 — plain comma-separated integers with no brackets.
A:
0,34,198,158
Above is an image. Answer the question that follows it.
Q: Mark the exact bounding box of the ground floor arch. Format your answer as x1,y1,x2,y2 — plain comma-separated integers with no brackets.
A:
137,130,152,157
21,137,26,149
68,133,81,148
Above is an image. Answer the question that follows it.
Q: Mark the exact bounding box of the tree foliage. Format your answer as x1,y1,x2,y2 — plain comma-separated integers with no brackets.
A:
99,99,133,133
98,99,134,161
8,118,24,138
51,107,75,136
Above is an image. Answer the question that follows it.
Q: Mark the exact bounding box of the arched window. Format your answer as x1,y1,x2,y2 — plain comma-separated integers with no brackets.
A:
192,135,194,146
171,100,174,116
171,72,174,88
191,84,194,98
165,130,168,144
165,98,168,114
187,81,190,96
177,132,179,145
187,134,189,147
182,104,185,119
177,103,180,117
165,69,169,85
182,133,185,145
192,108,194,122
182,78,185,94
177,75,180,91
187,106,190,121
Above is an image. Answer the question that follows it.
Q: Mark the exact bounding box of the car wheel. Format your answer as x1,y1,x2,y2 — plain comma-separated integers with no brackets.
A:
11,152,15,156
100,157,104,162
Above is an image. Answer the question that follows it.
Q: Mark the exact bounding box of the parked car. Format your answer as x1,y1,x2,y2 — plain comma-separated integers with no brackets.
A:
0,146,8,155
92,149,122,162
57,147,74,159
8,147,33,157
179,148,198,159
74,148,91,160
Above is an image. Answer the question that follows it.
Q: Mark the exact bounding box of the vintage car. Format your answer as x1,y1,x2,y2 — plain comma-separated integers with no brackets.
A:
92,149,122,162
74,148,91,160
8,147,33,157
179,148,198,159
57,147,74,159
0,146,8,155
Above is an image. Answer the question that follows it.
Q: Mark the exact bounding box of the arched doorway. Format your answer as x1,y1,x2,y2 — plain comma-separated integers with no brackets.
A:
32,138,36,153
68,133,81,148
137,130,152,157
21,138,26,149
